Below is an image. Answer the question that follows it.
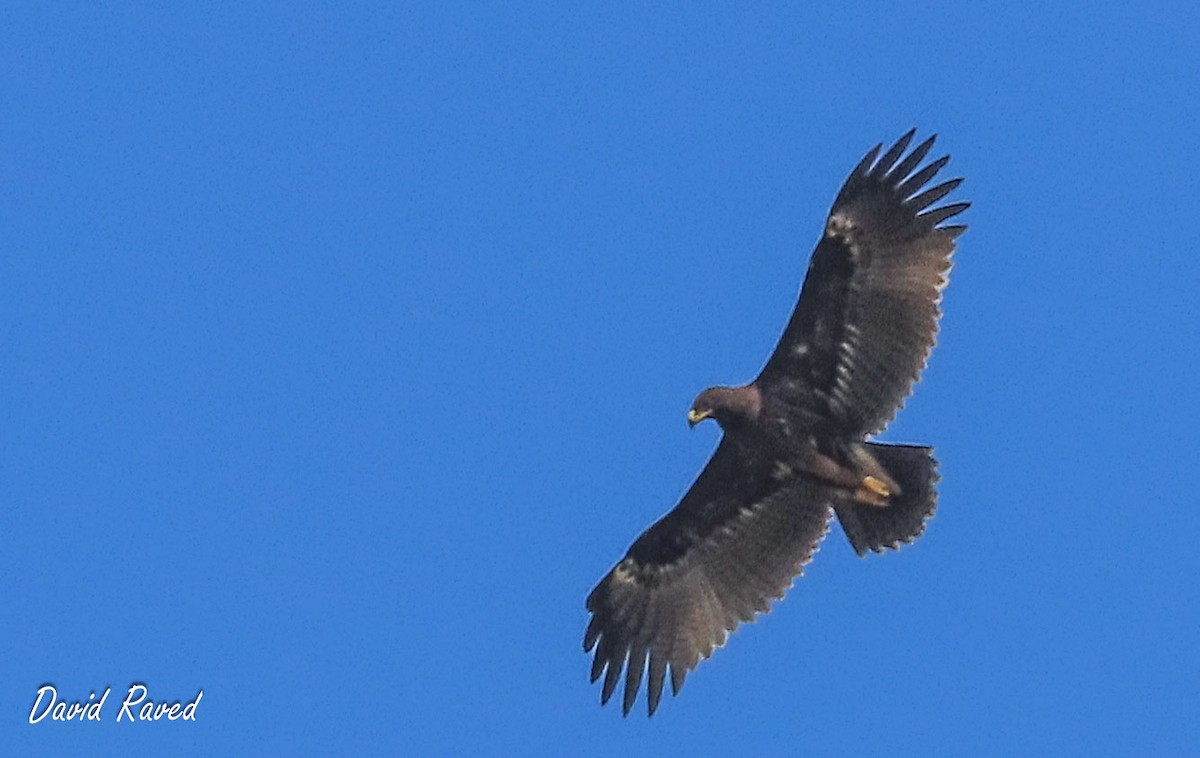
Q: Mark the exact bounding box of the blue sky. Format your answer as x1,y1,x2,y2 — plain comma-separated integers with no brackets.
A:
3,2,1198,755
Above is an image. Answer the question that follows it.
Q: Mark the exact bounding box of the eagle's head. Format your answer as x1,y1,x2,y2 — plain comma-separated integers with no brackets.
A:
687,385,761,429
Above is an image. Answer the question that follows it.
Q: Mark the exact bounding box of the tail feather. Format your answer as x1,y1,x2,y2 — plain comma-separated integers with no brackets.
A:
836,443,938,556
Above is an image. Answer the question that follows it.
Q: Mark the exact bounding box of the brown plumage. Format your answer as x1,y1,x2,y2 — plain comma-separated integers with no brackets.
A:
584,130,969,716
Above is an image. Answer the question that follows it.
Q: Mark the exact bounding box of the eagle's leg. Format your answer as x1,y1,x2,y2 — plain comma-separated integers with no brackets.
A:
852,476,891,507
794,443,895,507
847,444,902,506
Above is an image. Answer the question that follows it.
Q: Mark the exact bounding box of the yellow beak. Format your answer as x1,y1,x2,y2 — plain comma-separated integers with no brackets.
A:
687,408,710,427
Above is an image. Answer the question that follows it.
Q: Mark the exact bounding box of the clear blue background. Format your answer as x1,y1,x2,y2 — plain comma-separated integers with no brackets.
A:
4,2,1197,755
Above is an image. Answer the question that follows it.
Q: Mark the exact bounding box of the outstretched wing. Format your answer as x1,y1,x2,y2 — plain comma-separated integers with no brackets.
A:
584,441,833,716
757,130,969,436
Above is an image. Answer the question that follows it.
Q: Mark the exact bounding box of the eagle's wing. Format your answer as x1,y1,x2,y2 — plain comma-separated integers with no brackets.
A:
584,440,833,716
756,130,969,436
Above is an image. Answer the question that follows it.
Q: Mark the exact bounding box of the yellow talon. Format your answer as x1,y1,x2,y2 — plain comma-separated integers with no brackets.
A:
862,475,890,498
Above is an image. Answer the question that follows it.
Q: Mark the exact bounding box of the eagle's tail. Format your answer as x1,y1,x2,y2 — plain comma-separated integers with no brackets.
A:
836,443,938,556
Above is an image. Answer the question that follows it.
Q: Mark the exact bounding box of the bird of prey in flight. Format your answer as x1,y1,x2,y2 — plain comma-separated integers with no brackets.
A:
584,130,968,716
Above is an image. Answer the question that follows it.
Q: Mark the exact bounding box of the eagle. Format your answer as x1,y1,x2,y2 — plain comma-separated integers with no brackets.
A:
584,130,968,716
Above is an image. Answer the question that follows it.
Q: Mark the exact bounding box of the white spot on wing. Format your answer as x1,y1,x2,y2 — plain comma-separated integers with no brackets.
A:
614,559,638,584
826,213,854,238
826,212,864,255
